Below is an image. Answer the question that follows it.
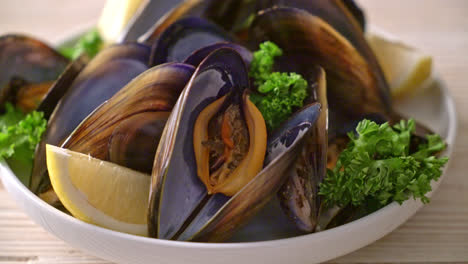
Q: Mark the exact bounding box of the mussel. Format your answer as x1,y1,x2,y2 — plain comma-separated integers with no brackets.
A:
341,0,366,31
62,63,195,173
37,54,89,119
140,0,256,44
31,43,151,197
0,35,69,112
150,17,235,65
148,48,321,242
184,42,252,67
277,67,328,232
248,7,391,136
254,1,373,65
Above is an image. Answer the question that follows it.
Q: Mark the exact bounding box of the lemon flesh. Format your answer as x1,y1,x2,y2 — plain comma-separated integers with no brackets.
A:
97,0,147,44
367,33,433,99
46,144,150,236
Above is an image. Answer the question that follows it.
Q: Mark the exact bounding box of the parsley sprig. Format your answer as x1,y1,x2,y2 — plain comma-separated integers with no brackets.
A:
319,119,448,208
59,29,103,60
249,41,308,130
0,103,46,159
0,103,47,185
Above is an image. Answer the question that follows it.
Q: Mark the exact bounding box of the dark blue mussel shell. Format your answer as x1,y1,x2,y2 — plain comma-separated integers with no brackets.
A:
62,63,195,174
31,43,151,195
150,17,235,66
184,42,252,67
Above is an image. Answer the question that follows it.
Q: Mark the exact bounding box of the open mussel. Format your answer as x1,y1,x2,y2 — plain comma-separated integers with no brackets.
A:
148,48,321,242
0,35,69,112
62,63,195,173
31,43,151,197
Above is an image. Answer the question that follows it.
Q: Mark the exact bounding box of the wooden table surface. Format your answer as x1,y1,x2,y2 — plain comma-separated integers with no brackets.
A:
1,0,467,263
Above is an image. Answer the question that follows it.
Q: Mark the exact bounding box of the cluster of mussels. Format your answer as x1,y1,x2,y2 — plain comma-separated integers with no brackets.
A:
0,0,412,242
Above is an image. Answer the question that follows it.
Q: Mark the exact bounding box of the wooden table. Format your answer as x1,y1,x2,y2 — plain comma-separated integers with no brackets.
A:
1,0,467,263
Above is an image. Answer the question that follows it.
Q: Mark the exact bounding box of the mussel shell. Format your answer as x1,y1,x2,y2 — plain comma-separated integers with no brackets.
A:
149,48,249,239
184,42,252,67
118,0,184,43
278,67,328,232
0,35,69,109
62,63,195,174
108,112,170,173
37,54,89,119
179,104,321,242
150,17,235,66
45,43,151,144
81,42,151,70
50,60,148,144
255,0,382,95
31,43,151,194
249,7,391,122
341,0,366,31
140,0,256,44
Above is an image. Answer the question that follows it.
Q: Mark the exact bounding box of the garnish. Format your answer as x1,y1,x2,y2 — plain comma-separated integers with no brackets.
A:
250,41,283,85
319,119,448,208
59,29,103,60
249,41,308,130
0,103,47,161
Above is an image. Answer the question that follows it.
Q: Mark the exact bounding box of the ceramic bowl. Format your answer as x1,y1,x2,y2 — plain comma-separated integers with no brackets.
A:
0,27,457,264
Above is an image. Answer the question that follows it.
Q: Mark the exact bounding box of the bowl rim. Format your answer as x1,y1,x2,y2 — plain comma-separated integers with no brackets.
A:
0,25,458,251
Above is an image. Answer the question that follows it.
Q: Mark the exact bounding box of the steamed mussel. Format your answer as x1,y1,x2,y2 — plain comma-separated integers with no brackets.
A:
31,42,152,200
147,48,321,241
1,0,448,243
0,35,70,112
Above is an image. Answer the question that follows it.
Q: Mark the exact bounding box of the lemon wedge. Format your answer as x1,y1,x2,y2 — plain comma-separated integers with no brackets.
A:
97,0,147,44
46,144,150,236
366,32,433,99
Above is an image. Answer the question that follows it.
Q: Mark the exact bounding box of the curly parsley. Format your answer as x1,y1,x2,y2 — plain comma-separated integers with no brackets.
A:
59,29,103,60
249,41,308,130
0,103,47,185
319,119,448,208
0,103,47,160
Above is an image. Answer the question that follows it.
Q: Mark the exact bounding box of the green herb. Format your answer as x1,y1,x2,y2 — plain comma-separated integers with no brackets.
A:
319,119,448,208
250,72,308,130
249,41,308,130
0,103,47,161
250,41,283,85
59,29,103,60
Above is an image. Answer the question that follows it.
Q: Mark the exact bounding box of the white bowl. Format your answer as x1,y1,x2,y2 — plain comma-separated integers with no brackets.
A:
0,29,457,264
